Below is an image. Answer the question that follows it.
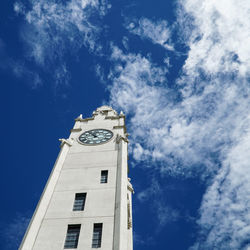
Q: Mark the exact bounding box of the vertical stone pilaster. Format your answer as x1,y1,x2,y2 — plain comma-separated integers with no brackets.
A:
127,179,134,250
113,136,129,250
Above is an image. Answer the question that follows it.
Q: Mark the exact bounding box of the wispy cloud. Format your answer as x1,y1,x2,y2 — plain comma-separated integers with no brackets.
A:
0,38,42,88
14,0,111,85
109,45,221,177
156,202,180,227
177,0,250,248
136,178,180,234
108,0,250,247
178,0,250,79
137,178,161,202
0,213,30,249
126,18,174,51
133,231,154,246
12,62,42,88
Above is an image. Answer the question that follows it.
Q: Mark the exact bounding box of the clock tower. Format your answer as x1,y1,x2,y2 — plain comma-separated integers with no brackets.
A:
19,106,134,250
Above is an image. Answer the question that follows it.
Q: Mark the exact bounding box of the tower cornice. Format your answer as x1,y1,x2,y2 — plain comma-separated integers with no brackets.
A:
59,138,74,148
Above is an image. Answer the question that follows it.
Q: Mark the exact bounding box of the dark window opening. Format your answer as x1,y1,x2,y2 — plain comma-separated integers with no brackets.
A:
73,193,86,211
64,224,81,249
92,223,103,248
100,170,108,184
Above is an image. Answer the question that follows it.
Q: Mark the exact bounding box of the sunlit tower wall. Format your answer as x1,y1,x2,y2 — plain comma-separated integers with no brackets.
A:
20,106,134,250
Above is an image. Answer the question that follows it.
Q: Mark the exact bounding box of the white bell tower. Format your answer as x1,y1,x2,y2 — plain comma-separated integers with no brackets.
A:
20,106,134,250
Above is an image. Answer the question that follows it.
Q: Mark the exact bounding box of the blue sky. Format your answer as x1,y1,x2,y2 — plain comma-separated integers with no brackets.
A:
1,0,250,249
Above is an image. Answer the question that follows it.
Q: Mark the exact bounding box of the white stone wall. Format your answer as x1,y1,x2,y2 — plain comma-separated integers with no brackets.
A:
19,106,133,250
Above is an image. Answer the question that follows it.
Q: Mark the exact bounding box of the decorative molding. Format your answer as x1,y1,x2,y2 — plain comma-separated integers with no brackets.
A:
113,125,128,134
59,138,74,148
74,107,123,123
116,134,129,144
105,116,119,120
75,114,83,121
113,125,126,130
96,105,114,112
113,125,124,129
127,201,132,229
70,128,82,132
92,110,100,116
127,178,134,193
93,106,118,118
74,117,94,122
105,114,125,120
127,189,132,229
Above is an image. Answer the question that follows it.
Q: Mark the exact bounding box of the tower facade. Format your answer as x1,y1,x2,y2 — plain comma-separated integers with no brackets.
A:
20,106,133,250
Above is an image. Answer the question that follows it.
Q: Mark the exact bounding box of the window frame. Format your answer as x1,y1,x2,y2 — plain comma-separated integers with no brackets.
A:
64,224,81,249
91,223,103,248
73,193,87,211
100,170,108,184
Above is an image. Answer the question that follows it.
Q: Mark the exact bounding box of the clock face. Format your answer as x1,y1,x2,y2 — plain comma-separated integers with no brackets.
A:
79,129,113,145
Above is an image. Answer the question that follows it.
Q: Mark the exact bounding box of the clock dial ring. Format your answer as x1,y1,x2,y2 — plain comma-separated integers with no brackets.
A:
78,129,113,145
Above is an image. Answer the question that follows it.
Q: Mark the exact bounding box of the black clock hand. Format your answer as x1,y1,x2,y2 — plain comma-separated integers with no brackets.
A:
92,132,97,138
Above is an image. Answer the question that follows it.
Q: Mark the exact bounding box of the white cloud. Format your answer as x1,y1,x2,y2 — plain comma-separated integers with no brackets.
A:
127,18,174,51
137,178,161,202
178,0,250,79
14,0,110,85
133,231,154,246
12,62,42,88
54,64,70,87
133,143,151,162
20,0,110,63
95,64,106,84
108,0,250,247
0,38,42,88
156,202,180,227
177,0,250,248
13,2,26,15
195,133,250,248
136,178,180,231
0,213,30,249
122,36,129,51
109,46,227,177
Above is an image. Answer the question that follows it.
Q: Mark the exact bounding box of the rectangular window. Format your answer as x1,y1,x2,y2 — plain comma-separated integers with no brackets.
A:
64,224,81,249
100,170,108,184
92,223,103,248
73,193,86,211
